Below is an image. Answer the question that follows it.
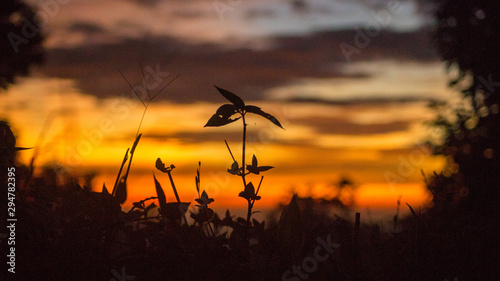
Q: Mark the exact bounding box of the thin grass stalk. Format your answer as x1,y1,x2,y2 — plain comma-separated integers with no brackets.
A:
23,113,55,192
123,134,142,181
113,148,129,196
166,170,188,225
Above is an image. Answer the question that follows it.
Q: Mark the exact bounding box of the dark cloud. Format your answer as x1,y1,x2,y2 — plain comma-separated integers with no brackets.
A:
140,108,412,145
68,22,107,35
126,0,162,7
293,117,411,135
143,131,243,143
283,96,433,105
40,28,438,103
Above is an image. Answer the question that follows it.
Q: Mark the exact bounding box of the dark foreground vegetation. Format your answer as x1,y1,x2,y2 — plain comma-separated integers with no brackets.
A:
1,85,499,281
1,0,500,280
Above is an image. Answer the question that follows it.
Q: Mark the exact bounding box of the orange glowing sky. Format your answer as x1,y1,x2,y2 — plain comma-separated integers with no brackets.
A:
1,74,448,218
1,0,452,220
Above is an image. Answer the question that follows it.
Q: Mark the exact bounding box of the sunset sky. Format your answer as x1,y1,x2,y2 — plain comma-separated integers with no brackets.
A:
1,0,452,221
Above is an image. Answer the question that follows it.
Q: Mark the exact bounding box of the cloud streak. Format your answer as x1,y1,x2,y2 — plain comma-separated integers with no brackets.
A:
40,28,438,103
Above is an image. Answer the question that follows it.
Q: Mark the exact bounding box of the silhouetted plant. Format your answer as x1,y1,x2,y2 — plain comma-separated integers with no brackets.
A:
190,161,216,236
0,0,44,89
431,0,500,214
154,158,190,225
111,66,179,205
204,85,284,225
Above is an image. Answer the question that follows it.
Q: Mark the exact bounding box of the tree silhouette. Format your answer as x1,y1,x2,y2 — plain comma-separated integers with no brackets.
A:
0,0,44,89
432,1,500,214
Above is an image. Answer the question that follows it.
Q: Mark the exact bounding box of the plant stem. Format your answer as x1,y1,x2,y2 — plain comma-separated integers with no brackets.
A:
207,222,215,237
166,170,181,202
251,176,264,207
241,113,247,187
246,199,252,226
166,170,189,226
123,134,142,181
225,140,236,162
246,177,264,224
136,104,149,138
241,113,253,225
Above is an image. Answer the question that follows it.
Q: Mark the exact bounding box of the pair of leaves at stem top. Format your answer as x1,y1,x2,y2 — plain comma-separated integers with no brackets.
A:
156,158,175,173
247,154,273,175
204,86,284,129
192,162,215,223
239,182,261,201
227,155,273,176
192,190,215,224
194,162,214,210
195,190,214,210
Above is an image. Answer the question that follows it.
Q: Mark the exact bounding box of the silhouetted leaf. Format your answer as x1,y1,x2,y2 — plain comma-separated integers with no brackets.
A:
216,104,239,118
277,194,304,257
259,166,273,172
102,183,110,195
133,201,144,209
114,177,127,204
246,165,258,174
236,217,247,225
204,114,241,127
221,209,233,226
190,207,214,224
0,147,32,152
214,85,245,109
247,165,274,175
128,209,143,221
195,190,215,209
145,202,157,212
227,161,240,175
406,203,416,217
246,154,274,175
156,158,170,173
153,173,168,212
164,202,191,222
195,162,201,194
244,105,284,129
130,133,142,154
238,182,261,201
113,148,129,196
